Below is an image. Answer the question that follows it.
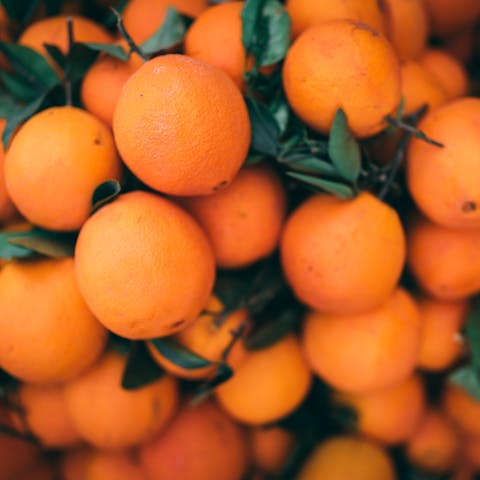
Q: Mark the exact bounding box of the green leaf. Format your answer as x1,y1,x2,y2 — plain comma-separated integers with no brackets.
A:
286,171,354,199
81,42,129,61
328,109,361,184
7,229,76,259
0,0,40,23
102,0,130,28
244,152,265,166
0,70,38,103
449,365,480,401
269,94,290,135
279,154,337,176
246,97,280,157
43,44,66,70
141,7,186,55
150,337,212,370
466,299,480,369
0,90,19,119
121,342,165,390
91,180,122,213
64,43,99,82
0,232,34,260
191,363,234,405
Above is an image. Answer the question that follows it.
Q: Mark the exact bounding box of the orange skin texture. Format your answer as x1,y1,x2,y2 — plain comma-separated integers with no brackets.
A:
417,296,468,371
85,451,144,480
74,191,215,339
407,214,480,300
285,0,388,39
280,192,406,315
148,296,249,380
383,0,429,61
122,0,208,44
296,436,396,480
335,375,426,445
400,60,447,116
407,98,480,229
215,334,312,426
249,426,295,474
0,120,18,225
113,54,251,196
64,351,179,450
302,288,422,394
4,106,122,231
419,49,469,100
443,384,480,437
406,409,461,473
12,383,82,449
0,258,107,384
179,164,287,269
282,20,401,138
422,0,480,36
139,399,249,480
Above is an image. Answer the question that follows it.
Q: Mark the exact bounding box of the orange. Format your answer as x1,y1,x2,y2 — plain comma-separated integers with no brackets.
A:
122,0,208,44
4,106,122,231
113,54,250,196
419,48,469,100
250,426,295,474
417,296,468,371
139,399,248,480
64,350,179,449
0,258,107,384
443,384,480,437
407,213,480,300
147,295,249,380
335,374,426,445
19,14,113,57
400,60,447,116
407,98,480,229
280,192,406,315
11,383,81,448
445,28,475,64
464,436,480,472
85,451,144,480
406,409,461,473
383,0,429,61
0,119,17,225
422,0,480,36
285,0,387,39
58,448,92,480
12,460,56,480
215,334,312,425
302,287,421,394
296,436,396,480
75,191,215,339
178,164,287,269
282,20,401,138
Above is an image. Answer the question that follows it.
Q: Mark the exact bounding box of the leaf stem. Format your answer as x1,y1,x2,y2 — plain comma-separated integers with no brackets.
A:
110,8,148,62
65,16,74,106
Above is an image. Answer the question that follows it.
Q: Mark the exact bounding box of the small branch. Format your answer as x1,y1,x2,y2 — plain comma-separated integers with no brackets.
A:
221,321,249,363
65,16,74,106
110,8,148,62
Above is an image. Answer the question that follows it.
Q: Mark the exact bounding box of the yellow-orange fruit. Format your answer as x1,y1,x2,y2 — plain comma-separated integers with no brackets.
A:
0,258,107,384
13,460,56,480
444,28,475,64
443,384,480,437
85,451,144,480
64,351,179,449
282,20,401,138
422,0,480,36
74,191,215,339
302,288,421,394
113,54,250,196
58,448,92,480
280,192,406,315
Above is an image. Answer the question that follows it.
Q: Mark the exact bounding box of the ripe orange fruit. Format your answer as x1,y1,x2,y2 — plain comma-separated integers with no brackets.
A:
280,192,406,315
464,436,480,472
58,448,91,480
64,350,179,449
13,459,56,480
282,20,401,138
113,54,250,196
407,98,480,229
122,0,208,44
296,436,396,480
400,60,447,116
74,190,215,339
445,28,475,63
302,288,421,394
419,49,469,100
139,399,248,480
417,296,468,371
4,106,122,231
0,119,18,225
335,374,426,445
179,164,287,269
422,0,480,36
443,384,480,437
12,383,81,448
383,0,429,61
406,409,461,473
215,334,312,425
285,0,387,39
148,295,249,380
0,258,107,384
407,214,480,300
85,451,144,480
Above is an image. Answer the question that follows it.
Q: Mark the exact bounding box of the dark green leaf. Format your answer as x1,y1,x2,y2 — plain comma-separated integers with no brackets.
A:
108,334,132,356
328,109,361,184
449,365,480,401
150,337,212,370
141,7,186,55
0,231,35,260
0,70,37,103
0,369,18,397
81,42,129,61
102,0,130,28
269,94,290,135
279,154,336,176
91,180,122,213
286,171,354,199
7,229,76,258
43,44,66,70
64,43,99,82
246,97,280,157
0,0,40,23
121,341,165,390
191,363,233,405
466,300,480,369
0,90,19,118
244,152,265,166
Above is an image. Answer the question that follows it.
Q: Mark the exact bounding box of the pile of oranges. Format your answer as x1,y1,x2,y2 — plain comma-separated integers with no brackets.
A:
0,0,480,479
